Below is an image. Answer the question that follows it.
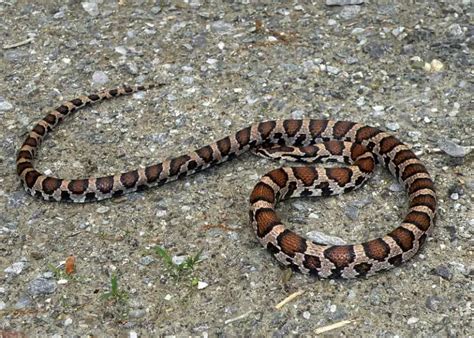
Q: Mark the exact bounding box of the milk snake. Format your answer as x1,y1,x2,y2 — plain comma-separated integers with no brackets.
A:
16,84,437,279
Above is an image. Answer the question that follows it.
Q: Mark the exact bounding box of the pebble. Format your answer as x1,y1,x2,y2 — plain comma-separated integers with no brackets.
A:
303,311,311,319
92,71,109,85
115,46,128,55
326,65,341,75
450,193,459,201
385,122,400,131
447,23,464,37
340,5,361,19
0,98,13,111
407,317,419,325
391,27,405,37
172,255,187,265
389,183,403,192
306,231,346,245
344,205,359,220
15,295,32,309
130,331,138,338
210,21,234,34
139,256,155,266
197,281,208,290
408,131,421,141
96,206,110,214
433,265,453,280
64,318,73,326
27,277,57,296
81,1,100,17
0,301,5,310
438,139,471,157
351,27,365,35
125,62,138,75
326,0,364,6
4,261,28,275
129,309,146,319
155,209,167,217
291,110,305,119
180,76,194,85
424,59,444,73
425,295,442,312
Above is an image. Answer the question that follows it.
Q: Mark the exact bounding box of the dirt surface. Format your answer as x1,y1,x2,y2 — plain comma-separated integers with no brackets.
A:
0,1,472,336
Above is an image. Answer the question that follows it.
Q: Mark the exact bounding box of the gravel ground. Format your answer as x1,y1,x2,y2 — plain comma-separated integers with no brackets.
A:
0,0,473,336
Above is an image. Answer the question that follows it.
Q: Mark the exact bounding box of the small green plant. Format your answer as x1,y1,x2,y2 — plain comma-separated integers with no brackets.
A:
48,263,66,279
155,246,202,281
101,274,128,302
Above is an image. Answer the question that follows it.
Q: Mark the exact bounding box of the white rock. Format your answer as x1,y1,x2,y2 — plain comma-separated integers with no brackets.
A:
385,122,400,131
96,206,109,214
4,261,27,275
81,1,99,17
391,26,405,37
326,65,341,75
0,99,13,111
431,59,444,72
306,231,346,245
351,28,365,35
326,0,364,5
92,71,109,85
115,46,128,55
197,281,208,290
407,317,419,325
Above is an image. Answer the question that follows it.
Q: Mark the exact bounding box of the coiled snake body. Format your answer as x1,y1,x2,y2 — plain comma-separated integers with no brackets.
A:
16,85,437,279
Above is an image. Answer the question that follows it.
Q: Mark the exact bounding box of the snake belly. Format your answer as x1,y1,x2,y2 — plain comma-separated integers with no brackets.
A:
16,85,437,279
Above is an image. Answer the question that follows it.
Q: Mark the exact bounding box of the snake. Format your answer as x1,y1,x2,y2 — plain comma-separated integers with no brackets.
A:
16,84,437,279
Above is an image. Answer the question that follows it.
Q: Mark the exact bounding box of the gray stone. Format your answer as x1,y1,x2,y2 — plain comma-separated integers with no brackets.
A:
326,0,364,5
425,295,443,311
4,261,28,275
344,205,359,220
385,122,400,131
438,139,471,157
306,231,346,245
139,256,155,266
15,295,32,309
433,265,453,281
0,98,13,111
389,183,403,192
129,309,146,319
210,21,234,34
92,71,109,85
81,1,100,17
340,5,362,19
326,65,341,75
446,23,464,37
27,277,57,296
